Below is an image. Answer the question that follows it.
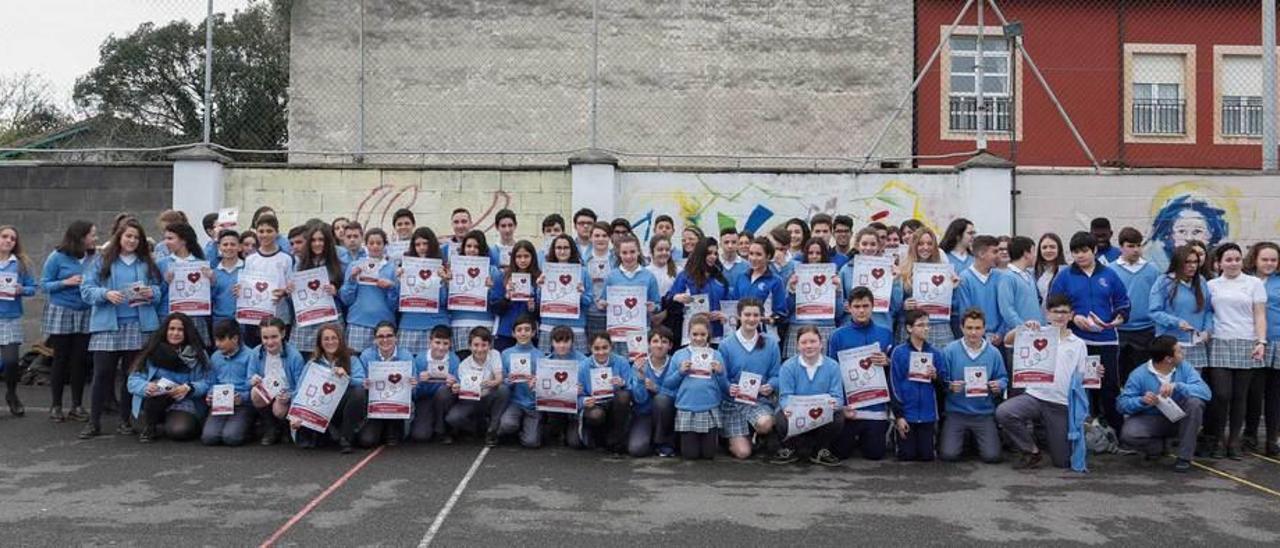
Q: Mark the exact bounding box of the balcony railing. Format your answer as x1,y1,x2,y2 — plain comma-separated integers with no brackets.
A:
948,96,1012,133
1132,98,1185,135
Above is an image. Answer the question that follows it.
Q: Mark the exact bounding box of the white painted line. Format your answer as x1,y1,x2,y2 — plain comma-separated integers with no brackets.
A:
418,446,490,547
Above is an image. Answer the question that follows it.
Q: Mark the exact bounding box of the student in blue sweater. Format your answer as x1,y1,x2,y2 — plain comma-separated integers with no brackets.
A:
446,230,504,358
246,317,305,445
126,313,212,443
1117,335,1211,472
340,228,398,354
939,218,976,274
997,236,1044,349
628,326,678,457
769,325,845,466
410,326,460,444
288,323,365,453
493,241,540,351
42,220,97,422
353,321,418,448
201,320,254,446
890,309,946,461
584,222,615,339
599,236,661,357
210,230,244,339
827,287,895,461
720,299,782,460
728,237,788,334
536,234,594,355
542,326,588,447
939,309,1008,463
954,235,1005,347
156,222,213,348
1109,227,1160,382
666,314,730,460
395,227,451,357
1245,242,1280,457
0,225,36,417
1148,245,1214,369
837,227,902,332
497,315,543,448
572,332,636,453
291,224,346,357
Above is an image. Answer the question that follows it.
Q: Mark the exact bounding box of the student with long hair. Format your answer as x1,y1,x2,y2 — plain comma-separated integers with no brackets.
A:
665,314,728,460
1204,242,1267,459
247,317,305,446
42,220,97,422
536,234,593,355
647,235,678,339
396,226,450,357
837,227,902,333
666,236,728,350
1149,245,1214,370
900,227,957,348
939,218,976,273
783,237,842,359
728,236,788,336
340,228,397,353
0,225,36,417
156,222,212,347
720,299,782,460
125,313,211,442
292,224,345,355
599,235,661,356
1034,233,1067,307
493,241,540,351
447,230,503,357
288,323,364,453
1245,241,1280,456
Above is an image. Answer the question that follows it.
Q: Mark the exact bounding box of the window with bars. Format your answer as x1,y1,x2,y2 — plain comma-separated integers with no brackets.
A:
948,35,1012,133
1132,83,1184,135
1222,96,1263,136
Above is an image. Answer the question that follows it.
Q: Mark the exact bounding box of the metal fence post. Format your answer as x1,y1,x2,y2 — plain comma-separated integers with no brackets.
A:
1264,0,1277,171
202,0,213,145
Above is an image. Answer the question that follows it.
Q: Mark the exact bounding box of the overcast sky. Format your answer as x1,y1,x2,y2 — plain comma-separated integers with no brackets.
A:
0,0,253,106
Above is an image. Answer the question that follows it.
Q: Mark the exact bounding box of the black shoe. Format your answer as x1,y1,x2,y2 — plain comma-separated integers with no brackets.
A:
809,449,841,467
1242,436,1258,451
260,429,279,446
1210,445,1226,460
1226,447,1243,461
339,438,353,454
68,406,89,422
385,434,400,447
484,432,498,448
440,434,454,445
138,426,155,443
49,406,66,423
116,423,136,436
1173,458,1192,473
78,424,100,439
1266,443,1280,457
770,448,799,465
1013,451,1043,470
6,393,24,417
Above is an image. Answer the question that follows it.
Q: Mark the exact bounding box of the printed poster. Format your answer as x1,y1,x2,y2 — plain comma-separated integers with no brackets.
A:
235,272,276,325
784,394,836,438
540,263,582,319
399,256,442,314
287,364,350,433
1012,327,1059,388
168,261,211,316
447,256,490,312
606,285,648,342
536,359,579,414
852,255,894,314
912,263,954,321
367,361,413,420
794,263,837,321
838,344,889,408
290,268,340,327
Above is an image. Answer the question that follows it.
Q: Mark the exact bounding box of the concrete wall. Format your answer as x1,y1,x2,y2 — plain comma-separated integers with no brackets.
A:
288,0,913,164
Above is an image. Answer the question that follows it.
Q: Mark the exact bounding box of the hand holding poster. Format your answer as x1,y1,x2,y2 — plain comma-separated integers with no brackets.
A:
1082,354,1101,390
908,351,934,383
290,268,340,327
964,366,989,398
536,359,579,413
287,364,350,433
355,258,387,286
456,362,484,401
210,384,235,416
606,285,648,342
126,281,151,308
912,263,954,321
508,272,533,302
0,274,18,301
235,272,277,324
1012,327,1059,388
735,371,763,405
838,344,889,408
168,262,211,316
589,367,614,400
447,256,490,312
681,293,710,341
253,354,289,402
539,263,582,319
399,256,442,314
794,263,837,321
852,255,894,313
783,394,836,438
367,361,413,420
687,347,714,379
507,353,533,382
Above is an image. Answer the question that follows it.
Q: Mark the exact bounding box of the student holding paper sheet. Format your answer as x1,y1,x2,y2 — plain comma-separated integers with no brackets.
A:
443,327,508,447
1204,243,1267,460
447,230,503,357
493,241,540,351
728,236,788,338
629,326,678,457
537,235,593,355
720,299,783,460
600,236,661,356
783,238,841,359
666,315,729,460
666,238,727,348
291,224,345,356
42,220,97,423
210,230,245,340
646,236,678,339
156,223,213,348
1149,245,1214,370
584,222,615,339
770,325,845,466
571,332,637,453
899,227,957,349
0,225,35,418
201,320,253,446
889,309,946,461
541,326,588,446
939,309,1008,463
340,229,398,354
246,318,305,445
497,315,543,448
997,237,1045,361
397,227,451,357
837,227,902,333
125,313,212,443
289,324,364,453
240,215,294,348
1245,242,1280,457
353,322,417,448
409,326,460,444
827,288,894,461
1117,335,1211,472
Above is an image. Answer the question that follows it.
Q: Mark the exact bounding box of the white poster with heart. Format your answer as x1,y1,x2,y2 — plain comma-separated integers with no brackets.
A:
794,263,837,321
1012,327,1059,388
508,272,533,302
589,367,614,400
367,361,413,420
168,261,211,316
0,273,19,301
507,353,533,382
606,285,648,342
287,364,350,433
681,293,710,341
399,256,442,314
908,351,934,383
253,353,289,402
424,358,450,383
540,263,582,319
784,394,836,438
447,255,490,312
210,383,235,416
235,272,277,325
964,366,989,398
852,255,894,313
290,268,340,327
735,371,763,405
688,347,715,379
837,344,889,408
1083,354,1101,390
625,331,648,361
536,359,579,414
355,257,387,286
456,361,485,401
912,263,954,321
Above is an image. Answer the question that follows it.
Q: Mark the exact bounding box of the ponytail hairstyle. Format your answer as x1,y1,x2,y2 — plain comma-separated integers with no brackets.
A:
164,222,205,261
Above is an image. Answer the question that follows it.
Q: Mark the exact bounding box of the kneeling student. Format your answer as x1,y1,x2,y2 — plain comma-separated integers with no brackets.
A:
443,327,509,446
666,314,729,460
497,315,543,448
409,325,459,444
573,332,637,453
720,299,782,460
628,326,678,457
355,321,418,448
202,320,254,446
939,309,1008,463
246,317,305,446
826,288,893,461
1117,335,1211,472
770,325,846,467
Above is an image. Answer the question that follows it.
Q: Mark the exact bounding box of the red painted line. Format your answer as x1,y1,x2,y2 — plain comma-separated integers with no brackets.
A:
259,445,386,547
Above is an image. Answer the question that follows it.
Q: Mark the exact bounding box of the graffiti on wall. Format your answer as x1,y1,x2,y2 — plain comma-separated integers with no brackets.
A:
1143,181,1239,272
353,185,513,234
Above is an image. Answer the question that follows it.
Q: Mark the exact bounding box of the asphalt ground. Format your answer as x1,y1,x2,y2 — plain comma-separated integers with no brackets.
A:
2,383,1279,547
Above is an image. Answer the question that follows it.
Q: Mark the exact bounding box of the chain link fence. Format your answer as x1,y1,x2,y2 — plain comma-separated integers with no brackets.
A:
0,0,1276,169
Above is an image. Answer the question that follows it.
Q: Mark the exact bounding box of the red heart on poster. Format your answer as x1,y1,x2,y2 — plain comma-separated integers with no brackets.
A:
808,407,823,420
519,358,527,365
388,373,402,384
467,267,480,278
871,268,885,279
322,382,335,395
254,281,268,292
220,389,229,396
434,363,446,372
699,352,709,360
307,279,321,291
748,378,758,386
1033,338,1048,351
419,269,432,281
559,274,572,285
918,356,928,364
931,275,945,286
554,371,568,383
598,371,608,380
813,275,827,286
469,375,478,383
624,297,638,309
974,371,983,379
186,272,201,283
859,358,872,370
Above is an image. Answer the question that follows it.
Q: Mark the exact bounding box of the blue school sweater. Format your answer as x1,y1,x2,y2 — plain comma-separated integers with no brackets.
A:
889,340,945,423
502,343,542,410
126,354,213,418
939,339,1007,416
211,344,253,400
601,266,661,315
721,258,749,287
448,264,504,329
577,353,638,407
776,354,844,409
664,346,730,413
82,255,162,333
339,259,399,329
210,259,243,324
413,350,460,399
41,250,90,310
946,250,973,274
1117,361,1212,417
997,264,1044,334
1148,275,1215,343
836,262,903,332
0,258,36,319
666,272,727,337
955,266,1004,337
1109,259,1159,332
827,320,894,417
539,264,595,331
246,343,307,392
1264,274,1280,342
728,269,788,324
719,330,782,392
1048,263,1132,345
632,354,678,414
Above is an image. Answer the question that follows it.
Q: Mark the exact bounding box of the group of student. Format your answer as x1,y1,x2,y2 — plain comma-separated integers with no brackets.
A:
2,204,1276,472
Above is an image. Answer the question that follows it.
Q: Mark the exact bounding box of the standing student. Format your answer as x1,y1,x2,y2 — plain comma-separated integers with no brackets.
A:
678,226,704,266
1034,233,1067,310
340,221,366,263
767,225,796,285
572,332,637,453
782,218,809,262
288,323,365,453
42,220,97,422
536,234,593,355
248,206,291,253
994,236,1011,271
443,327,508,446
1110,227,1160,382
445,208,474,249
572,208,598,259
900,227,958,348
201,319,254,446
391,208,416,244
239,230,259,258
837,227,902,333
998,235,1045,362
341,229,397,353
246,317,304,445
287,226,308,260
447,230,503,357
1090,217,1122,266
210,230,244,338
353,322,417,448
156,223,212,347
1049,231,1131,432
899,219,924,248
720,299,782,460
728,237,788,336
954,235,1005,346
1245,242,1280,456
410,325,459,443
150,210,188,262
126,313,211,442
647,235,678,338
598,236,661,357
539,213,565,262
78,219,163,439
783,238,842,359
396,227,450,357
889,309,945,462
496,315,542,448
241,214,294,348
809,214,833,251
769,325,845,466
0,225,36,417
491,209,519,268
667,237,728,349
826,288,894,461
200,212,219,262
584,222,614,339
939,218,976,274
1117,335,1211,472
1148,245,1213,370
292,224,345,356
493,241,539,351
628,326,678,457
1204,243,1267,459
831,215,855,266
736,232,752,261
666,314,729,460
939,309,1008,463
719,227,747,283
997,293,1093,469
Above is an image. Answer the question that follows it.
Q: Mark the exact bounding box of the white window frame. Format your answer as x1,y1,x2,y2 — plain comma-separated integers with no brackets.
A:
1213,45,1280,145
1123,44,1196,145
939,26,1023,142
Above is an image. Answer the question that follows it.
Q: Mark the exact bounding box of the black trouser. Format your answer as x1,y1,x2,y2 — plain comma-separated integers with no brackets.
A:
1086,345,1123,431
90,351,138,428
1208,368,1255,447
49,333,91,408
1244,368,1280,444
679,430,719,460
774,410,845,456
140,395,200,441
2,343,19,397
1117,328,1154,384
581,391,633,450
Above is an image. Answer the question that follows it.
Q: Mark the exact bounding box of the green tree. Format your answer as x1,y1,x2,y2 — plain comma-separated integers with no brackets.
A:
73,0,290,154
0,72,70,144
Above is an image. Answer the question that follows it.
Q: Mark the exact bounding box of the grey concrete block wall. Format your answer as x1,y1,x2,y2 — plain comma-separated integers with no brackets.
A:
288,0,913,164
0,164,173,349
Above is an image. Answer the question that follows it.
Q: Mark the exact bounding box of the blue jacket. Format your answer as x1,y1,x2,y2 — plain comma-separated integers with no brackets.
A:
1148,275,1214,343
538,264,595,330
632,354,678,414
1109,259,1160,332
210,344,253,400
889,340,945,423
502,343,541,410
82,255,162,334
939,339,1007,416
997,265,1044,334
126,353,213,418
210,259,243,323
837,261,902,332
1117,361,1212,417
955,266,1005,337
719,331,782,393
1068,367,1089,473
666,272,728,337
413,350,460,398
1262,274,1280,342
728,269,788,324
1048,263,1131,344
340,259,399,329
246,343,307,393
578,353,639,408
1096,245,1122,266
776,354,844,409
41,250,90,311
0,258,36,319
665,346,730,412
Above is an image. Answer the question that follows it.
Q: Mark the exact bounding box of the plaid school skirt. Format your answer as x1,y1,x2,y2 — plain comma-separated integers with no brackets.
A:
399,328,431,357
719,400,776,438
88,321,148,352
293,320,343,352
675,407,723,433
1269,341,1280,370
346,324,375,354
1209,338,1264,369
783,324,835,360
1184,342,1209,369
42,303,90,335
538,326,587,356
0,318,22,346
451,325,479,354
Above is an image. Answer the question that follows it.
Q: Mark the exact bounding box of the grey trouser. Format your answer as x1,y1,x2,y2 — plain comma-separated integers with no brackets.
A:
939,413,1002,463
498,403,542,448
1120,397,1206,461
996,394,1070,468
